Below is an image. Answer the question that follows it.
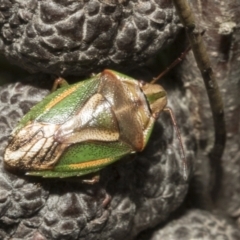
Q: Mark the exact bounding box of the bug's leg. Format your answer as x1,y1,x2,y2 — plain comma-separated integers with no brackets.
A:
51,77,69,92
163,107,188,180
81,174,100,184
102,193,111,208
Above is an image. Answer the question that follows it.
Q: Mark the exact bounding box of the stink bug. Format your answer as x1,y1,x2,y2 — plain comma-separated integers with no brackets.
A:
4,68,188,180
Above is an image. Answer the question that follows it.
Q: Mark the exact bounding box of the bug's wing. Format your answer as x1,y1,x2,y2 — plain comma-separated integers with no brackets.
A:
4,82,130,175
55,93,121,144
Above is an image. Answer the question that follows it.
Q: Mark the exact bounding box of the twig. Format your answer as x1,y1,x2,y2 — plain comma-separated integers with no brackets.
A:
172,0,226,202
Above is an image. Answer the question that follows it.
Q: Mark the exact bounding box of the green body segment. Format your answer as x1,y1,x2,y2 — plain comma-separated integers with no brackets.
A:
28,141,133,178
15,76,100,131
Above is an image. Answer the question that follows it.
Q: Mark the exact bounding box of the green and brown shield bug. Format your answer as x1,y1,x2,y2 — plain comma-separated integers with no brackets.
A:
4,69,188,180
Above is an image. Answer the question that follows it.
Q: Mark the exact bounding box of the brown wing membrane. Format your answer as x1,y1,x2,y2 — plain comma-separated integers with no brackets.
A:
4,122,67,170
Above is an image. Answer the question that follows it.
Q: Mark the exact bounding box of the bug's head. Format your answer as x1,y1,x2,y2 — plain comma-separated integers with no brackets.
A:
141,82,167,117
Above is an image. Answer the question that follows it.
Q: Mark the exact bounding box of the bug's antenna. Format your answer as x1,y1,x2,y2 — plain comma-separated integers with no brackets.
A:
164,107,188,180
150,45,191,84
